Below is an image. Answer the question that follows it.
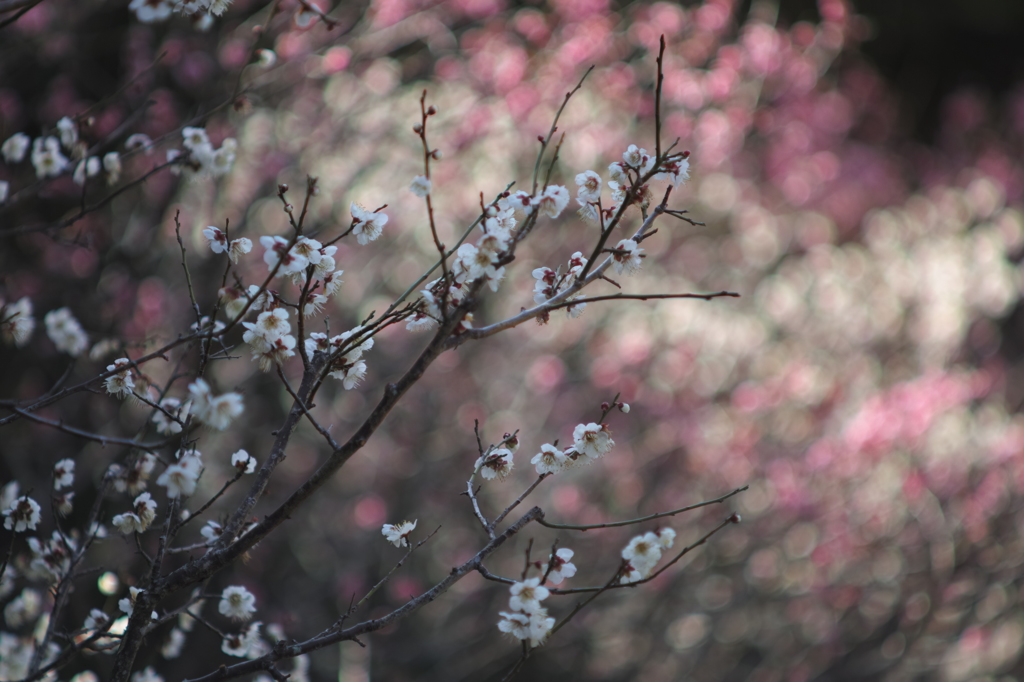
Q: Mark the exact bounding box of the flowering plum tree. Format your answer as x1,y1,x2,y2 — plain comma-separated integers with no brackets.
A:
0,2,751,679
5,0,1024,680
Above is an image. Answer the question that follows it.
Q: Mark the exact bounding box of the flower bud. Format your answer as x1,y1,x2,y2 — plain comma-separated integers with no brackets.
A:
256,49,277,67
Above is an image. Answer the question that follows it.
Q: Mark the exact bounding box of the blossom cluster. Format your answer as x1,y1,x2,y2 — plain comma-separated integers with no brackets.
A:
155,449,204,499
497,577,556,648
153,398,190,435
0,119,128,201
242,308,297,372
23,529,76,584
530,422,615,475
619,528,676,583
112,493,158,534
110,453,158,496
187,378,244,430
305,327,374,389
44,308,88,357
532,251,589,318
128,0,234,25
404,183,573,331
167,128,237,178
202,227,252,264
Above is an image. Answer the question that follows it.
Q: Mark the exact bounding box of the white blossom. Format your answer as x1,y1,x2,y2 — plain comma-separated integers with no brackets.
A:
56,116,78,149
201,520,223,544
203,226,229,254
409,175,432,197
2,495,41,532
497,610,530,640
546,548,576,585
53,459,75,490
188,378,243,429
575,170,602,203
3,588,41,628
565,296,586,318
231,449,257,474
134,492,157,527
607,180,627,204
476,447,513,480
497,606,555,646
2,132,30,163
73,156,101,186
655,155,690,186
182,127,211,152
405,291,441,332
508,190,535,213
221,621,262,658
260,236,308,275
103,152,122,183
112,511,146,534
256,49,277,67
130,0,173,22
31,136,69,178
301,292,328,317
350,203,388,245
381,520,417,547
535,185,570,219
531,444,568,475
657,527,676,549
131,667,163,682
153,397,189,435
84,608,110,632
509,578,549,612
156,451,203,498
622,144,655,174
572,422,614,462
119,586,143,616
621,532,663,582
228,238,252,263
26,530,74,581
219,585,257,621
125,133,154,153
104,358,136,398
44,307,88,356
210,145,235,176
167,148,183,173
611,239,644,276
322,269,344,297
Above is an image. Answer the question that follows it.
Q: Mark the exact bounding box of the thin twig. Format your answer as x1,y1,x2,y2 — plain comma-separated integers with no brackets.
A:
550,514,741,595
8,407,172,450
492,474,551,529
538,486,747,530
